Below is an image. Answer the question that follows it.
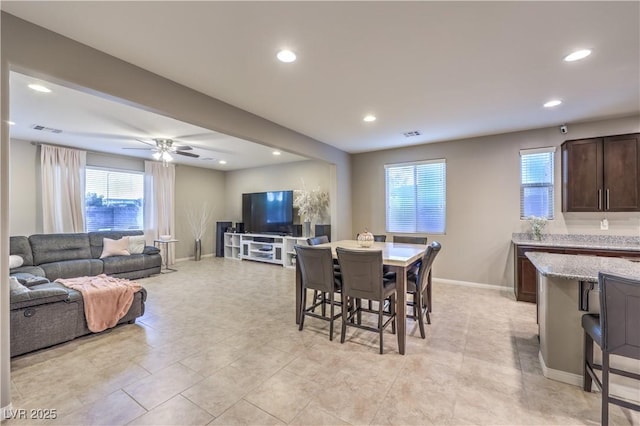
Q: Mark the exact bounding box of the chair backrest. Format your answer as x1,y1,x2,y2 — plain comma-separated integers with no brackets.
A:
373,234,387,242
307,235,329,246
393,235,427,245
599,272,640,359
415,242,442,293
336,247,384,301
295,245,336,293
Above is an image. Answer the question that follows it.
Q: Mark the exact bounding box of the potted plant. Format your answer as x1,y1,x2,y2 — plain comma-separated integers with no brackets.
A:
293,187,329,237
528,216,548,240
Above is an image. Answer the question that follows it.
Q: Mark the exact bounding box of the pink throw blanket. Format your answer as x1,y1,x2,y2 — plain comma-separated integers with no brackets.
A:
56,274,142,333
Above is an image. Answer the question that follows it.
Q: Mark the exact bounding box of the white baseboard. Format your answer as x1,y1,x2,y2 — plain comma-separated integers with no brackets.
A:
539,351,583,387
175,253,214,263
434,277,508,292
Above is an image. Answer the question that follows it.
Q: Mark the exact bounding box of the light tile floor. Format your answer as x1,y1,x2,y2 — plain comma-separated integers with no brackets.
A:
6,258,640,425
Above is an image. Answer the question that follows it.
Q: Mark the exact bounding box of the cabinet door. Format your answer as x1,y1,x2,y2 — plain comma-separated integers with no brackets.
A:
603,133,640,211
515,246,564,303
562,138,603,212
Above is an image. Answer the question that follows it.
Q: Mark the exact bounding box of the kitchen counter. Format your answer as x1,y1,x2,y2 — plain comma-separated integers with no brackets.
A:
512,233,640,252
525,252,640,282
527,251,640,400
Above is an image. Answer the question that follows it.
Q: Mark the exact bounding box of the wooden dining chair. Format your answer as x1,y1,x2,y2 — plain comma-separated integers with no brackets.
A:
337,247,397,354
582,272,640,425
295,245,342,340
406,241,441,338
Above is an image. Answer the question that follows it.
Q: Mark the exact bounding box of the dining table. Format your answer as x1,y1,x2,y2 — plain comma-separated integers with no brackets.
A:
294,239,428,355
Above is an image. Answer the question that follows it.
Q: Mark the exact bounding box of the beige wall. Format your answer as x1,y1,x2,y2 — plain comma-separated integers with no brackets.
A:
174,165,225,260
9,139,38,235
352,115,640,288
224,160,333,233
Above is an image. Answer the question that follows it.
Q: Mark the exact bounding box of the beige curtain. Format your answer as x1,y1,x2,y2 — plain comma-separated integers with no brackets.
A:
144,161,176,265
41,144,86,233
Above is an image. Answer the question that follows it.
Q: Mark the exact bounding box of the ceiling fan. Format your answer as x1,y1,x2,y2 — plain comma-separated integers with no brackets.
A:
123,138,199,165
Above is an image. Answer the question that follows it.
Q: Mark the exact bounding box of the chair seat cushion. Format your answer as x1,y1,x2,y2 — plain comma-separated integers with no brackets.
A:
582,314,602,347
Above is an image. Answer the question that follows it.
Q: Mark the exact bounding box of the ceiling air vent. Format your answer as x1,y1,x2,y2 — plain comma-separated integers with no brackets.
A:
30,124,62,133
403,131,421,137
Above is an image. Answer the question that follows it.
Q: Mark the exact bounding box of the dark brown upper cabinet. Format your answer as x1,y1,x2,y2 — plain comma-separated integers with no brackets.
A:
562,133,640,212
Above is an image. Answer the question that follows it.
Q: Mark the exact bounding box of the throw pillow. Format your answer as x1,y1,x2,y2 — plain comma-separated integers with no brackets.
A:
100,237,131,258
128,235,146,254
9,255,23,269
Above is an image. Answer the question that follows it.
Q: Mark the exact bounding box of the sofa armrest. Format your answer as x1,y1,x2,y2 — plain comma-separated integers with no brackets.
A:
10,279,70,310
143,246,161,255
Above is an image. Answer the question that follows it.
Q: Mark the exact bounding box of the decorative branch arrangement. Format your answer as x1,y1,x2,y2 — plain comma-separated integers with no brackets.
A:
293,188,329,222
186,202,212,241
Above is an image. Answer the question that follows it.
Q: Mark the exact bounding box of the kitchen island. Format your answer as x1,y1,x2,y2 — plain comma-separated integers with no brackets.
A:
526,252,640,398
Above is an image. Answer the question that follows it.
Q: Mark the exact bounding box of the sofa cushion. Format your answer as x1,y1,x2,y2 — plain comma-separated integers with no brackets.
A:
9,255,23,269
100,237,131,258
143,246,161,255
39,259,104,281
9,266,47,279
88,230,144,259
11,273,50,288
10,236,34,266
101,254,148,275
10,279,70,310
29,233,92,265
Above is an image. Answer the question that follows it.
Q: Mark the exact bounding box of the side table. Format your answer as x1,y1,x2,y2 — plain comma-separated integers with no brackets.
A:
154,239,179,273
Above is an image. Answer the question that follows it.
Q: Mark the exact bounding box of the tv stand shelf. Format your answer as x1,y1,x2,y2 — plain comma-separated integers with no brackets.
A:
224,233,308,268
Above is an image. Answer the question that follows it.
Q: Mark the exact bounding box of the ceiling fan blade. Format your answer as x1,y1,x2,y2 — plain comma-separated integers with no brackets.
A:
173,145,193,151
135,138,157,147
175,151,200,158
123,147,154,150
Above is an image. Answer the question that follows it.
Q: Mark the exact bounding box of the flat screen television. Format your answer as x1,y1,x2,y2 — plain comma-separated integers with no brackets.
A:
242,190,294,235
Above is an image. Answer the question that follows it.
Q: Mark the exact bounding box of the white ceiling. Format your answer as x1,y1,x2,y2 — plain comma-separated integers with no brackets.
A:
8,72,307,170
3,1,639,156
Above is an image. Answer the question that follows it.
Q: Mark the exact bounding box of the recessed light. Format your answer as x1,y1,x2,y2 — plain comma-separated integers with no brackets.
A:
363,115,377,122
7,121,15,126
277,50,296,63
272,151,281,156
564,49,592,62
543,100,562,108
28,84,51,93
218,160,227,164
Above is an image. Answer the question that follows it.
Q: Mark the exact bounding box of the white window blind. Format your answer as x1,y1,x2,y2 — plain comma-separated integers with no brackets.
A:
85,167,144,232
520,147,555,219
385,159,446,234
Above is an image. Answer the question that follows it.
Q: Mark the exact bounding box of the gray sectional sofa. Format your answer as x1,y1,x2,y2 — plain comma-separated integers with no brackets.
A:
9,230,160,357
10,230,162,280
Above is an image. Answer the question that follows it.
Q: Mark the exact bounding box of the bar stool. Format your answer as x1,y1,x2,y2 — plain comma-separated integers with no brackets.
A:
582,272,640,426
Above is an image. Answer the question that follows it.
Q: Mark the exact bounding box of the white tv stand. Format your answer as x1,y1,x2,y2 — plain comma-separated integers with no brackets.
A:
223,233,308,268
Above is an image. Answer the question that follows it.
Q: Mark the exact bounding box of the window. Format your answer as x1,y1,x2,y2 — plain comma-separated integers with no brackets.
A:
385,159,446,234
520,147,555,219
85,167,144,232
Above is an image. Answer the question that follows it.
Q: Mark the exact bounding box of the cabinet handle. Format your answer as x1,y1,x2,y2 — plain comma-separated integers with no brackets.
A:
606,188,610,210
598,189,602,210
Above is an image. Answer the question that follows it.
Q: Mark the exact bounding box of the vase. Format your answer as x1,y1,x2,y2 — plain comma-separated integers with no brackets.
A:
194,239,202,261
303,221,311,237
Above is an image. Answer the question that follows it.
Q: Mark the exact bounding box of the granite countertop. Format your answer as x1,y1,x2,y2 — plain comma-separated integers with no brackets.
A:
512,233,640,252
525,252,640,282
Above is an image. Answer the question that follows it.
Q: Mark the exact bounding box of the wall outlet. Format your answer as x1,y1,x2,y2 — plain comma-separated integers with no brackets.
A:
600,219,609,230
